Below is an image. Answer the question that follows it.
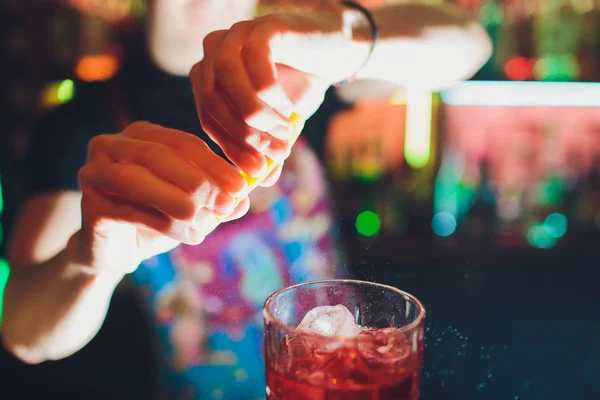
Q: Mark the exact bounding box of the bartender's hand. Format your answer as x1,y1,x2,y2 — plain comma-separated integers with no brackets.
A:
190,5,360,178
71,122,249,273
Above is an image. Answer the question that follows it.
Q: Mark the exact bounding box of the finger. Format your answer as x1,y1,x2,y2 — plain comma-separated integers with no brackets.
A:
102,136,237,215
80,163,198,223
241,23,283,101
185,207,221,237
122,122,247,195
190,30,227,135
259,163,283,188
292,75,331,118
199,107,268,178
241,21,306,119
87,134,114,164
276,64,311,103
210,85,292,161
82,187,203,245
215,22,293,135
242,24,328,119
189,30,227,93
224,196,251,222
192,60,267,177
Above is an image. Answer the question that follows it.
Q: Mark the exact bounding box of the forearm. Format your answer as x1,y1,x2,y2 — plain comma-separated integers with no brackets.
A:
353,3,492,90
1,242,124,364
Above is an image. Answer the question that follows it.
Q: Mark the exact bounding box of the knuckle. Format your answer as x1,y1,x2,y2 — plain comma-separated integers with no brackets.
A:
189,61,202,80
87,134,111,158
202,34,214,50
246,131,271,152
203,30,224,50
191,180,216,206
230,21,249,31
126,121,159,139
128,120,152,132
78,165,93,185
230,21,252,36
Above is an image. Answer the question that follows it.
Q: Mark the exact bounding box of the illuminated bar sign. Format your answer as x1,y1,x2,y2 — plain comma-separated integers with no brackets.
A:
441,81,600,107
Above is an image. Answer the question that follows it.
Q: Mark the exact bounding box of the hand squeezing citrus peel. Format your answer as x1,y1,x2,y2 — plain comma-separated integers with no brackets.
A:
215,112,305,222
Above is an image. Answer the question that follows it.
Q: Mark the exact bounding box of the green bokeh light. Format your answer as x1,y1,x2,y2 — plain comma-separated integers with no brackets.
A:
534,55,580,81
0,258,9,326
527,223,557,249
356,211,381,237
539,177,563,206
543,213,568,238
0,173,6,325
57,79,75,103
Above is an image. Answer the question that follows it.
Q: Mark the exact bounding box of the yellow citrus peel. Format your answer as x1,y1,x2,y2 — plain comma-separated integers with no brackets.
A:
216,112,305,222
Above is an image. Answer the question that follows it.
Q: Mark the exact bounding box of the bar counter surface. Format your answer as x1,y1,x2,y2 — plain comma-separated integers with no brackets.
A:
1,245,597,400
350,244,600,400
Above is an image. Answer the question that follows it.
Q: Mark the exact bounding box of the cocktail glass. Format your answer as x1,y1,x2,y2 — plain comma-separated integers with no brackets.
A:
263,279,426,399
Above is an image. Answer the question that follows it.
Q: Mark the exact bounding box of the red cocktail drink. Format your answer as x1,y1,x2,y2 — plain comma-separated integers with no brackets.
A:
264,280,425,400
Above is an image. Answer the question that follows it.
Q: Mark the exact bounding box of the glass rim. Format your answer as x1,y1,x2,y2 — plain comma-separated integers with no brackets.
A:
263,279,426,336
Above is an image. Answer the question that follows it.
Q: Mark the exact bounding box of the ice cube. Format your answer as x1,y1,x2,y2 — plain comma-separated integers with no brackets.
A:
356,328,411,368
296,305,361,338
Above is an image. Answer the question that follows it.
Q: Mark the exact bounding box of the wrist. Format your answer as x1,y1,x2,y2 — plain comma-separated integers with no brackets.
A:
65,231,126,283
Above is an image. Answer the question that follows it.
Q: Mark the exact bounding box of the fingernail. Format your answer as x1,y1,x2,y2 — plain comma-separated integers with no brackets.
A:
240,153,267,178
246,131,271,154
226,172,249,197
258,83,294,118
271,124,294,140
214,192,236,215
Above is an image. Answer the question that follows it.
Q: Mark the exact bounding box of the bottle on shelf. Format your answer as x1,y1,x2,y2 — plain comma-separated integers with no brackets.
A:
464,157,498,242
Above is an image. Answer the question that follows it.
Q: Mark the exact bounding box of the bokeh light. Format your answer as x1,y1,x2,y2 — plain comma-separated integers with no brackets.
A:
68,0,138,21
432,211,457,237
526,223,557,249
404,90,433,169
356,211,381,237
504,56,533,81
543,213,568,238
0,258,8,325
75,54,119,82
533,55,580,81
57,79,75,102
0,173,6,324
42,79,75,107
